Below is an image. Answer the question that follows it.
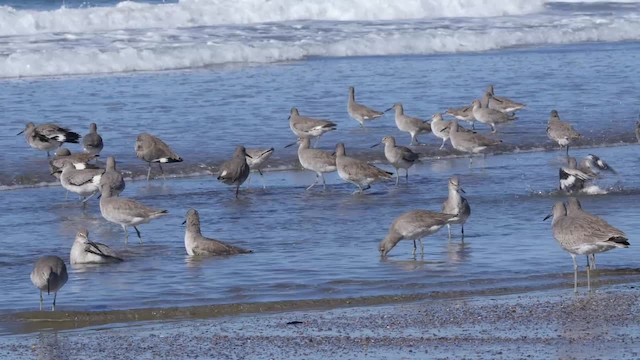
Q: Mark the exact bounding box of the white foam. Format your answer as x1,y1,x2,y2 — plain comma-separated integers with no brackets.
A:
0,0,545,36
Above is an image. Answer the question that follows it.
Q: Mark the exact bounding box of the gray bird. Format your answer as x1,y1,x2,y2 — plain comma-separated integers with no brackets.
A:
183,209,253,256
446,103,477,129
442,176,471,239
70,229,123,264
135,133,183,181
49,147,99,180
347,86,384,128
18,122,80,157
471,98,516,133
288,107,336,146
384,103,431,145
59,162,105,203
371,136,419,185
83,123,103,157
431,113,474,150
99,156,126,197
286,137,337,190
578,154,615,178
544,201,629,292
99,184,168,243
245,147,274,189
379,210,459,257
481,85,526,113
547,110,581,156
30,255,68,311
447,120,501,165
559,157,593,194
335,143,393,194
217,145,251,198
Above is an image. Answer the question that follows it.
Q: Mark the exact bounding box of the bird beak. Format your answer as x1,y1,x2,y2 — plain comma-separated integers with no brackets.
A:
181,220,186,225
458,187,466,194
384,107,393,113
287,115,291,121
284,141,297,148
245,153,253,159
17,130,24,135
442,124,451,130
543,214,552,221
370,142,381,148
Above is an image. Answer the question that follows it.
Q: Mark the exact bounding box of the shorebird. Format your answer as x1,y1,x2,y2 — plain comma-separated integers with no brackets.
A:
70,229,123,264
559,157,593,194
245,147,274,189
18,122,80,157
335,143,393,194
371,136,419,185
379,210,459,257
384,103,431,145
135,133,183,181
59,162,105,203
446,103,477,129
431,113,474,150
30,255,68,311
547,110,581,156
446,120,501,166
288,107,336,146
100,156,126,197
578,154,615,178
544,201,629,292
471,98,516,133
99,184,168,243
183,209,253,256
442,176,471,239
287,137,336,190
49,148,99,179
217,145,251,198
481,85,526,113
82,123,103,157
347,86,384,128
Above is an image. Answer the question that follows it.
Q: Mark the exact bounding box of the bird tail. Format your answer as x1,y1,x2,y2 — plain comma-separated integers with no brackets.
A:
607,236,630,248
64,131,81,144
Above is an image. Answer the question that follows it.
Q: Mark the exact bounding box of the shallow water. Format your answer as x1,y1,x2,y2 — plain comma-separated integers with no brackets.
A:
1,0,640,333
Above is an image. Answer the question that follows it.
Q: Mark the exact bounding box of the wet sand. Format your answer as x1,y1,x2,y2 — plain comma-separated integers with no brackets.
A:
1,285,638,359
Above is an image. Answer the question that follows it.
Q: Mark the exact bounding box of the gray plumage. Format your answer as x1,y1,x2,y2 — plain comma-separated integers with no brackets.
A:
373,136,419,185
385,103,431,145
18,122,80,157
59,162,105,202
30,255,68,311
446,103,477,129
288,107,336,145
471,98,516,133
99,184,168,243
559,157,593,194
481,85,526,113
217,145,251,198
545,201,629,292
335,143,393,194
49,147,99,179
379,210,459,257
547,110,581,155
294,137,337,190
135,133,183,181
99,156,126,196
82,123,103,156
183,209,252,256
70,229,123,264
578,154,615,178
442,176,471,239
448,120,501,165
245,147,274,189
347,86,384,127
431,113,473,150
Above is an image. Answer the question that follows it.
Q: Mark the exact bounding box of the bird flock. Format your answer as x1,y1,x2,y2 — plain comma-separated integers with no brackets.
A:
19,84,632,310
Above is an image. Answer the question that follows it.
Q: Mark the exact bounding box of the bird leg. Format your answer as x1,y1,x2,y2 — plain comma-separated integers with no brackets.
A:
307,174,319,191
412,240,417,256
447,224,452,239
146,163,152,181
134,226,143,243
395,171,400,186
461,225,465,242
420,239,424,255
321,173,327,190
39,290,43,311
159,163,166,181
586,261,591,292
571,254,578,293
405,169,409,183
258,169,266,190
235,184,240,198
52,292,57,311
122,224,129,244
439,139,446,150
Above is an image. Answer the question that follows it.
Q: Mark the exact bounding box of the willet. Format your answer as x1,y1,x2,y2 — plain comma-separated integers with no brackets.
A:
59,162,105,203
371,136,419,185
70,229,123,264
135,133,183,181
442,176,471,239
49,148,99,179
431,113,473,150
471,98,516,133
446,120,501,165
446,103,477,129
100,156,126,197
245,147,274,189
384,103,431,145
30,255,68,311
547,110,581,156
347,86,384,128
217,145,251,198
288,107,337,146
544,201,629,292
481,85,526,113
183,209,253,256
287,137,336,190
335,143,393,193
18,122,80,157
559,157,593,194
82,123,103,157
99,184,168,243
578,154,615,178
379,210,459,257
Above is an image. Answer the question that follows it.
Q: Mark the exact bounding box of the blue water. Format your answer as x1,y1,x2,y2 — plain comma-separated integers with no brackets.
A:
1,0,640,320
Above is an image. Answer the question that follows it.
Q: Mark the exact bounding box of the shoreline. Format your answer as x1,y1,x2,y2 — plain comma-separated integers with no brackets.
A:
1,285,638,359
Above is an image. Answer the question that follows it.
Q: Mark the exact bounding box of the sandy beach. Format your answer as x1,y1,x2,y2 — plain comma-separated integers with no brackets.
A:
1,284,638,359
